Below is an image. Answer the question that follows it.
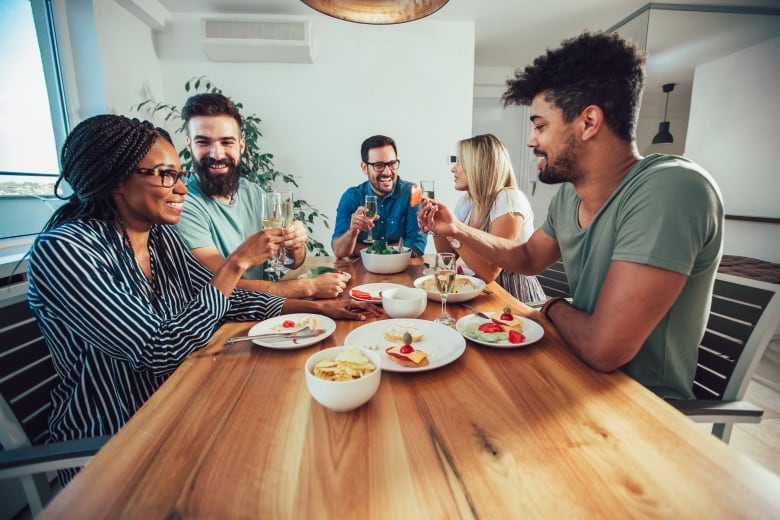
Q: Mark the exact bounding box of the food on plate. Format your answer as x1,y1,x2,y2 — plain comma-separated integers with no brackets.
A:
419,276,477,294
409,183,422,207
462,320,526,344
384,324,424,343
311,347,377,381
492,308,524,330
351,289,380,300
272,315,316,332
385,332,429,368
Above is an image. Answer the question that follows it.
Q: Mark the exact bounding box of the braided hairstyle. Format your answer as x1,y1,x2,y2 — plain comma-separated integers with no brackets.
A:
45,114,173,231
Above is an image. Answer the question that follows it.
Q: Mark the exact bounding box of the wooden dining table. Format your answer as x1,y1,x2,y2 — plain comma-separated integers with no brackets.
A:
40,256,779,519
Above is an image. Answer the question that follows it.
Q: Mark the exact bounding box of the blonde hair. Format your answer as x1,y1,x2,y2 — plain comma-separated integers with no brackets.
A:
457,134,518,230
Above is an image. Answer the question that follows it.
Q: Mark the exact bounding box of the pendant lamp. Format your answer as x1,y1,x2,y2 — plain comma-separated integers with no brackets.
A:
652,83,675,144
300,0,449,24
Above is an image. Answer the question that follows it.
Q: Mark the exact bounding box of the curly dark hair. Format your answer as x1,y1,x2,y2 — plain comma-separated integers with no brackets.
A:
45,114,172,231
360,135,397,162
502,31,647,142
181,93,242,129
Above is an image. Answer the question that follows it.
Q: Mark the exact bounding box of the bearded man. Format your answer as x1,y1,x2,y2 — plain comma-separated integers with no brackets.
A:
176,93,349,299
417,32,724,399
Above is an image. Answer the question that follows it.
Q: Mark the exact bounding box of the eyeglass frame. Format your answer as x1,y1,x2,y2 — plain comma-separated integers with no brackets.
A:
134,167,192,188
365,159,400,173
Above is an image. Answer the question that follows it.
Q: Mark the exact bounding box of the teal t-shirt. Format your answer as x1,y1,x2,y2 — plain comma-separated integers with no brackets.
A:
176,177,267,280
541,154,724,399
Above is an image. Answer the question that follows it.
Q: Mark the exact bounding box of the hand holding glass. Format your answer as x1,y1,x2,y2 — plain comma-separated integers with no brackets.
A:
433,252,457,326
363,195,378,244
263,191,284,273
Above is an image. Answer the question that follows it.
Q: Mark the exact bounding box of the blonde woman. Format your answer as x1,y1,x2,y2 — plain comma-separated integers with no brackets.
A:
433,134,545,303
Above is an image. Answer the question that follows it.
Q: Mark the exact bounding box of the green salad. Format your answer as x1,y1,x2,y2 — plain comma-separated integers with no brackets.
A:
364,241,408,255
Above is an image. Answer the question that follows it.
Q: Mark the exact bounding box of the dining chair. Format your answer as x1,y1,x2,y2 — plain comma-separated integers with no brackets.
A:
537,260,571,299
669,273,780,443
0,294,109,517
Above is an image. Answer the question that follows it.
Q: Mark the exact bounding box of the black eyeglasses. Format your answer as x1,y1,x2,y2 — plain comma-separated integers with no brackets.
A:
365,159,400,173
134,167,192,188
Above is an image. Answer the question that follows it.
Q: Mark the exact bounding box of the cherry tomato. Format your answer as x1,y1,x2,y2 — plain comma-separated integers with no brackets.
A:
508,330,526,344
478,322,504,333
456,266,464,275
282,319,296,328
499,307,514,321
399,345,414,354
409,184,422,207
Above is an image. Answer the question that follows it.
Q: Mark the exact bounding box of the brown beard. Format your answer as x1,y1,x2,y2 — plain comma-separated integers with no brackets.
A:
538,130,583,185
194,157,241,198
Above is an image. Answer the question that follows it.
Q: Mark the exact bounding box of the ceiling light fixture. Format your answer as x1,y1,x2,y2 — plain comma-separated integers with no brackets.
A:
652,83,676,144
300,0,449,25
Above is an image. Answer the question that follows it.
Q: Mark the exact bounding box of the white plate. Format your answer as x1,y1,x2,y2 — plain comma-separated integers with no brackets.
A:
413,275,486,303
349,283,406,302
344,319,466,373
297,268,351,281
248,313,336,349
455,312,544,348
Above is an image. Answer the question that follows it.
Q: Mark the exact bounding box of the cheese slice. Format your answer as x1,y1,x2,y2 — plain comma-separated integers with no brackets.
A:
493,313,523,330
386,346,428,364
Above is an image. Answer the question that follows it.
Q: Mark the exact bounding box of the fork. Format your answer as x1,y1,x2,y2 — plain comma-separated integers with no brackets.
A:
224,326,313,345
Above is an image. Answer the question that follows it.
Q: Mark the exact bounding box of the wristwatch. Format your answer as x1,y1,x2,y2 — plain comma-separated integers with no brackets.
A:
447,237,462,249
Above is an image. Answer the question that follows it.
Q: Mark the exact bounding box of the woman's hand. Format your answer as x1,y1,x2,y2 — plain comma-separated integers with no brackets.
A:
418,198,456,236
316,299,384,320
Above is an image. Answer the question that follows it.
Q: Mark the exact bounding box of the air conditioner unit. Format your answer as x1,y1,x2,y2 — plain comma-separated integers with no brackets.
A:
202,18,314,64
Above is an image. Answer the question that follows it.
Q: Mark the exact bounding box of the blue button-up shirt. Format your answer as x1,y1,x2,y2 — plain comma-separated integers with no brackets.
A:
332,178,427,256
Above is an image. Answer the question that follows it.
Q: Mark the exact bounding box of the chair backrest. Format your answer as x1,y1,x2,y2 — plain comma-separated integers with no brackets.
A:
537,260,571,299
693,273,780,401
0,294,58,451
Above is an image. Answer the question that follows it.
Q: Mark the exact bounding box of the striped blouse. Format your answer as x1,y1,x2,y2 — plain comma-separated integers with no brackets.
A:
27,220,284,470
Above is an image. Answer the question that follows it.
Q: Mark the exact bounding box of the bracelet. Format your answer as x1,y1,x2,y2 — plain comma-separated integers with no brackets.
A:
541,297,567,320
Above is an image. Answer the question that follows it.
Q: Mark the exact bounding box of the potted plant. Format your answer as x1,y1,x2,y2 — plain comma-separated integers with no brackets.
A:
134,76,330,256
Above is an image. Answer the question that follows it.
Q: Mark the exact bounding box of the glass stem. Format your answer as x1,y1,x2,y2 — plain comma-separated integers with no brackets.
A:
441,295,448,317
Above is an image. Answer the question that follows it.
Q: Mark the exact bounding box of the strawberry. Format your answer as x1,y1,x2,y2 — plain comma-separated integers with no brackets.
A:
508,330,525,344
456,266,464,275
282,319,296,328
478,322,504,333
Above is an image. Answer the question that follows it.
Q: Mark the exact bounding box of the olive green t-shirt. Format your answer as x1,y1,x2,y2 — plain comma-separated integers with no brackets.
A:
541,154,724,398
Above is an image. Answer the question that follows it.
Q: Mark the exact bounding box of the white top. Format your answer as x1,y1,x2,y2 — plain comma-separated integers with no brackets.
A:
453,189,535,241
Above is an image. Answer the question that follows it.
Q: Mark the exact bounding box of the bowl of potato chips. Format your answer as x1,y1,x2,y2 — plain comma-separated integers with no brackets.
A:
305,346,381,412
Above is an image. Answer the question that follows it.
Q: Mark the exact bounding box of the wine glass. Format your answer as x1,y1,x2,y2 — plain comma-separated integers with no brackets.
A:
433,252,457,326
278,190,294,266
364,195,378,243
262,191,284,273
420,180,435,235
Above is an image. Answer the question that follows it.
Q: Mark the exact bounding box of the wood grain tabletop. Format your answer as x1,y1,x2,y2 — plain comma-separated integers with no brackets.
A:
40,257,780,519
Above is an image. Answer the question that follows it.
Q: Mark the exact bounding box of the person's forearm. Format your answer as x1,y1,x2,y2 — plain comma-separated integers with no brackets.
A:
236,277,314,299
332,230,358,258
210,255,250,298
448,221,532,274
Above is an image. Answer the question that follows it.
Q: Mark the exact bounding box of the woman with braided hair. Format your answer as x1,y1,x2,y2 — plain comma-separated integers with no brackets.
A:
27,114,380,483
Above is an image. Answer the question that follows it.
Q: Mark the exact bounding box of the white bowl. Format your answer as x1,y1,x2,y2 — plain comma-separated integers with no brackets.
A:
413,274,486,303
304,346,382,412
360,248,412,274
381,287,428,319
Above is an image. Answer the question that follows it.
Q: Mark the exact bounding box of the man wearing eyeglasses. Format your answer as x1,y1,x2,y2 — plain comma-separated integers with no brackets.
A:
331,135,427,258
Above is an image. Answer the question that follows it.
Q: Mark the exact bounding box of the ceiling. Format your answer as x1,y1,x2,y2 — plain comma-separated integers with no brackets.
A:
157,0,780,92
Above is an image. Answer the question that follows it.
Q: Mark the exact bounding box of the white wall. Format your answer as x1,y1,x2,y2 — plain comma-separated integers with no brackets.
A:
685,36,780,263
92,11,475,254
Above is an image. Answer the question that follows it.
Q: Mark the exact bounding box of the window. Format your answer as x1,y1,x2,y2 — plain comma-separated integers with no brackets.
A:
0,0,67,239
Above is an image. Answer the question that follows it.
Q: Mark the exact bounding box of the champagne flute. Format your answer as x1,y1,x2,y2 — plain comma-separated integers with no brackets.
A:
278,190,294,266
263,191,284,273
433,252,457,326
420,180,435,236
364,195,378,244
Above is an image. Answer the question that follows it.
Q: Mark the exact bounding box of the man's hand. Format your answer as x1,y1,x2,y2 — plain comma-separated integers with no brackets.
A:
417,198,457,236
306,272,349,299
350,205,378,235
316,299,384,320
282,220,308,252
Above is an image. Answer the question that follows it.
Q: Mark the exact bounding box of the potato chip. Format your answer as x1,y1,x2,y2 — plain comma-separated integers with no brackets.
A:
312,347,376,381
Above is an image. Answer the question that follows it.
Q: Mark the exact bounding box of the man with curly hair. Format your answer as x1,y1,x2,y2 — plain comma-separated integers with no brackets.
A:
418,32,723,399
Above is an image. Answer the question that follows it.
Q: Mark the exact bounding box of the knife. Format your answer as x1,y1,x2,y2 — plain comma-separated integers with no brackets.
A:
224,328,324,345
459,303,491,320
